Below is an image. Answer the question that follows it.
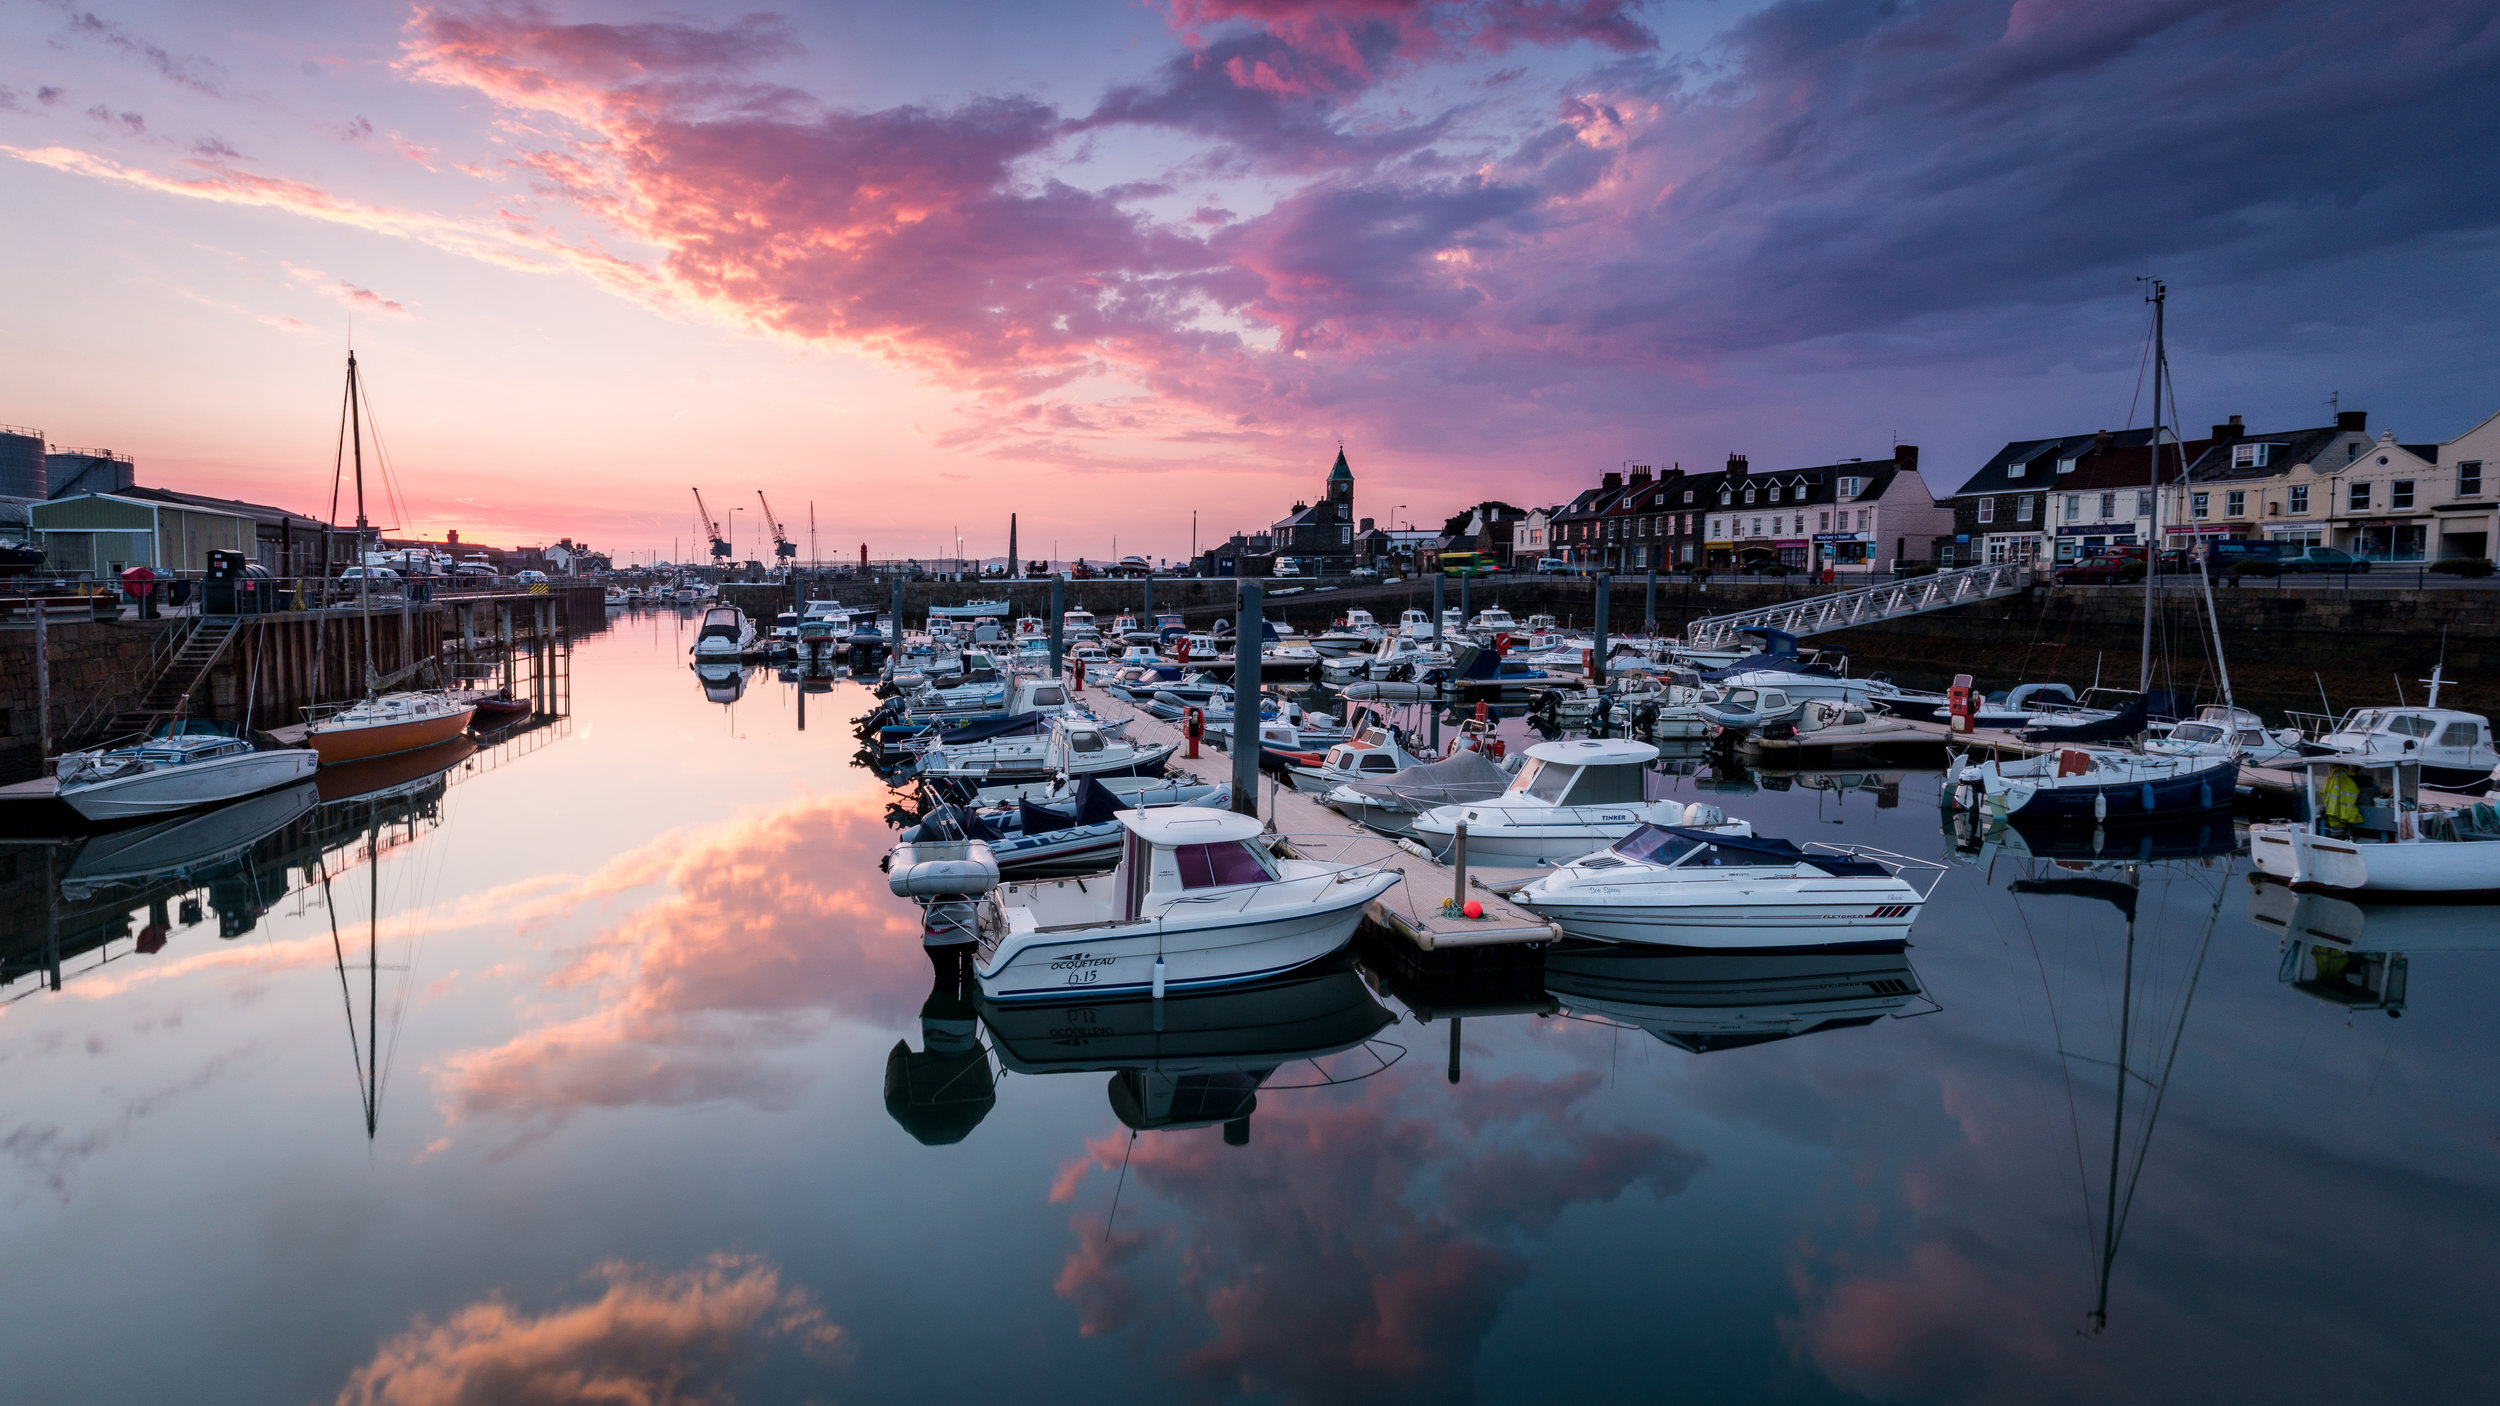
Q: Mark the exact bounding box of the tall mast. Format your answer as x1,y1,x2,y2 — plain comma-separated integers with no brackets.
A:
350,351,376,696
2139,283,2164,692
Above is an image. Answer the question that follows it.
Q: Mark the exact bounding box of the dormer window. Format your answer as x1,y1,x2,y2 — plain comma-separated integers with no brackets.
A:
1839,476,1862,499
2007,459,2028,479
1767,485,1781,503
2232,442,2272,468
1742,487,1756,505
1682,490,1694,503
1718,492,1730,506
2055,457,2076,474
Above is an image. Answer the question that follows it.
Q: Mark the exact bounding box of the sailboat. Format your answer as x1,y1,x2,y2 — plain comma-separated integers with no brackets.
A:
305,352,476,765
1949,283,2239,823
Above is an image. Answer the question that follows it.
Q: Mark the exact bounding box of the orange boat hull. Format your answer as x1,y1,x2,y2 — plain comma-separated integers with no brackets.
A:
309,708,476,766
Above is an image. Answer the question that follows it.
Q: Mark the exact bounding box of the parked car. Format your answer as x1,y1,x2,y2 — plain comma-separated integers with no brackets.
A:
515,569,550,584
2280,546,2372,574
1272,557,1301,578
1536,557,1569,573
339,566,402,585
1348,566,1379,580
2056,553,2146,585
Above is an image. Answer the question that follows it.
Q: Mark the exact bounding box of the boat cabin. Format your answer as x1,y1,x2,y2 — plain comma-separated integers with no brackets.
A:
1473,608,1517,632
1398,609,1434,638
1343,609,1378,631
2297,754,2424,843
1062,609,1101,638
696,606,749,648
1322,727,1407,777
1503,738,1657,806
2319,707,2493,769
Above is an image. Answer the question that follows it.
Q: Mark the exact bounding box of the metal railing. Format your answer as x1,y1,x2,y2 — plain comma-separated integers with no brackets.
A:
1682,561,2036,650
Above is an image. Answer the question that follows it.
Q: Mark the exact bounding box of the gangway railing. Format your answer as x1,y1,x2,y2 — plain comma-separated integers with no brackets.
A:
1682,562,2035,650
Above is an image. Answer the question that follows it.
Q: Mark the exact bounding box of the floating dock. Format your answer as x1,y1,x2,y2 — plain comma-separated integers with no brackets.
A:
1076,685,1561,950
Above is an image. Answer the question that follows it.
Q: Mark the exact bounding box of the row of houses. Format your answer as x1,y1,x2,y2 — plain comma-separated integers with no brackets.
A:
1946,409,2497,566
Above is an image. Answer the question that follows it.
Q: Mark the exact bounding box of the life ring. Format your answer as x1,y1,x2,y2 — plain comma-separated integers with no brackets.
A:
1493,632,1511,655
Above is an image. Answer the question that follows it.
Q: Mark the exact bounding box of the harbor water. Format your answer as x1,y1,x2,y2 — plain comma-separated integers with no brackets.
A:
3,616,2495,1403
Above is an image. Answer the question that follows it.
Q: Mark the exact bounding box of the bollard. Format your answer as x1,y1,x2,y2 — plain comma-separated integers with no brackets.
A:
1232,579,1264,818
1452,820,1468,906
1073,658,1085,692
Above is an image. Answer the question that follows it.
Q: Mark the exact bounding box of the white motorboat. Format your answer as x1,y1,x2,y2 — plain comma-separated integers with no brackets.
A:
2297,672,2495,788
691,604,757,658
1470,607,1519,636
917,713,1176,788
53,720,322,821
969,809,1400,1002
1408,737,1683,864
1741,700,1933,754
1285,723,1427,795
1061,608,1103,641
930,597,1012,620
1365,631,1450,680
2249,753,2500,897
1513,813,1941,948
1322,749,1513,835
2144,706,2306,768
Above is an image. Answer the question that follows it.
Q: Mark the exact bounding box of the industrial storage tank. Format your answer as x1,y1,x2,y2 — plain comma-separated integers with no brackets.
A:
0,424,44,499
46,446,135,498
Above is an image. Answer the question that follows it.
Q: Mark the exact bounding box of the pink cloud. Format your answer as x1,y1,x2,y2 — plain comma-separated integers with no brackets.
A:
433,790,927,1136
336,1253,845,1405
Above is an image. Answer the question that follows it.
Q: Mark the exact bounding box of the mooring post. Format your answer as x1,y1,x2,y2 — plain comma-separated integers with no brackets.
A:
1646,559,1658,637
1049,575,1065,678
1593,571,1611,687
1232,578,1264,819
1431,570,1444,647
1452,820,1468,904
891,575,904,649
33,609,51,759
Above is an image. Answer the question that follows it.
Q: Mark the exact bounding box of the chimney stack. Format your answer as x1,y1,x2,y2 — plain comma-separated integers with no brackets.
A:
2211,414,2244,442
1726,453,1748,476
1629,466,1652,487
1359,517,1374,532
2093,429,2111,453
1600,471,1623,490
2336,409,2368,432
1892,445,1918,475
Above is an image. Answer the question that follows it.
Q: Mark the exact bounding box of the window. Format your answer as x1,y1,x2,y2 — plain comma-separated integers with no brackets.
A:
1175,841,1271,890
2460,461,2483,497
1710,518,1723,538
1744,487,1757,505
1840,476,1862,498
2226,490,2245,517
2392,480,2415,510
1818,511,1830,531
2347,443,2360,462
2232,442,2273,468
2349,481,2371,512
1682,489,1694,504
1856,509,1870,531
2007,459,2028,479
2099,492,2116,520
2015,496,2034,523
1719,491,1731,506
1768,485,1782,503
1520,759,1578,803
2191,492,2209,520
2136,490,2154,517
1561,763,1645,805
1978,498,1996,524
1340,524,1351,543
2064,494,2081,521
2056,457,2076,474
2439,720,2483,749
2289,483,2309,513
1750,517,1764,536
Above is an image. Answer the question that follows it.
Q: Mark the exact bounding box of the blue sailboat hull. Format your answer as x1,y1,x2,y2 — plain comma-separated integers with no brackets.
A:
2005,758,2240,820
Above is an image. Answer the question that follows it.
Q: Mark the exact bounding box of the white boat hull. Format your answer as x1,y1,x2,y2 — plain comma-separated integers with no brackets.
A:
1517,883,1922,948
977,872,1395,1002
1409,803,1667,864
2249,822,2500,896
60,748,322,821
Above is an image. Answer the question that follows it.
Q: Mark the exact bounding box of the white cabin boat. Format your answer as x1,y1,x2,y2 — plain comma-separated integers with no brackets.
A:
691,604,757,658
972,809,1400,1002
53,720,321,821
2304,693,2496,789
2249,754,2500,897
1408,737,1681,863
1286,724,1426,795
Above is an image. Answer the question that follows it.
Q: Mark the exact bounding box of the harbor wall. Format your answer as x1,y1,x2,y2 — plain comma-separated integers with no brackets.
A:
0,587,596,784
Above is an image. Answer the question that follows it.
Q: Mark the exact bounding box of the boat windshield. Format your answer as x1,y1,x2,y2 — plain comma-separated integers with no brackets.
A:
1516,759,1577,802
1174,841,1270,889
1611,826,1703,866
2171,722,2224,743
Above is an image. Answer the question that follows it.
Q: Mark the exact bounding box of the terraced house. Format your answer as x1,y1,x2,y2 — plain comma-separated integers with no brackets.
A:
1945,427,2209,566
2156,410,2472,561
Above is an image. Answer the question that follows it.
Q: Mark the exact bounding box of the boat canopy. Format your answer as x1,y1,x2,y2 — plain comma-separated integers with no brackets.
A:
1523,737,1658,767
2021,695,2147,743
1117,807,1262,847
1611,824,1894,878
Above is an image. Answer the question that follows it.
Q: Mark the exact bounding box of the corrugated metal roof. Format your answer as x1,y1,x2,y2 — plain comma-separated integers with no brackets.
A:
29,493,158,530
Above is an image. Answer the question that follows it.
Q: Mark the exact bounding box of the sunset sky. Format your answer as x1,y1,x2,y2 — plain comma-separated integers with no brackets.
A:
3,1,2494,562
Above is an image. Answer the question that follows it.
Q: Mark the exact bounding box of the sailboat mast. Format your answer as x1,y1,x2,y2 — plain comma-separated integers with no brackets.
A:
2139,284,2164,692
349,352,376,696
2094,891,2138,1332
367,803,380,1140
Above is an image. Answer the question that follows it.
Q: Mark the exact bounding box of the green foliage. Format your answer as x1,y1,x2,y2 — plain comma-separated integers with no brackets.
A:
2430,556,2496,577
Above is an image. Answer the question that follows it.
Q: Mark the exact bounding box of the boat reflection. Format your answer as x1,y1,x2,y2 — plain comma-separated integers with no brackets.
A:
1542,942,1926,1053
695,660,748,705
58,779,319,903
980,958,1398,1139
2246,884,2500,1016
1949,810,2240,867
885,946,997,1145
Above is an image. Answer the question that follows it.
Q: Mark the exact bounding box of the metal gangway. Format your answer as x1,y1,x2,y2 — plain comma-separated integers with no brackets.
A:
1682,562,2035,650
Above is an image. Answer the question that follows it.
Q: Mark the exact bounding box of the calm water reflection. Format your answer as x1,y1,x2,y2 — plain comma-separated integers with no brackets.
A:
3,615,2496,1404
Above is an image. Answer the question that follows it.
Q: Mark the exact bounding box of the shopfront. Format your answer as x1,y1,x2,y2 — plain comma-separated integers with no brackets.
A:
2341,519,2429,562
1813,531,1872,566
2053,523,2139,562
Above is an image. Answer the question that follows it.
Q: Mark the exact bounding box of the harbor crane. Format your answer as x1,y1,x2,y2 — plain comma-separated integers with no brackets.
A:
691,487,731,560
757,491,798,565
